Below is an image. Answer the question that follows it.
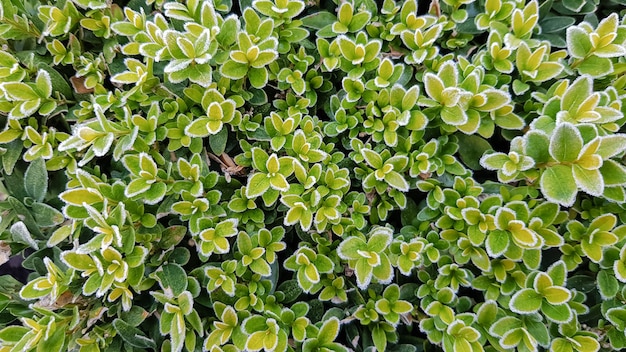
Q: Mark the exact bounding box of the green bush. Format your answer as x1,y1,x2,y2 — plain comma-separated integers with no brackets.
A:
0,0,626,351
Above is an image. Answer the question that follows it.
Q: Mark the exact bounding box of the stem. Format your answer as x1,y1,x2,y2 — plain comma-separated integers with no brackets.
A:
570,58,584,69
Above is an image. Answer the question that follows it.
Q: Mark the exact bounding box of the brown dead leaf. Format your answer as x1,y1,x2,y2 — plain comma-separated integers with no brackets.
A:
70,76,94,94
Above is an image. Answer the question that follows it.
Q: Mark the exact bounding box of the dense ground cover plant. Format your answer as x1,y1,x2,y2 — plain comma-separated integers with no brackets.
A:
0,0,626,351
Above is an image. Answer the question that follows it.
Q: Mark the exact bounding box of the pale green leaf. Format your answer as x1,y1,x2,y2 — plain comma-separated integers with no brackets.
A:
540,165,577,206
509,288,542,313
549,123,582,162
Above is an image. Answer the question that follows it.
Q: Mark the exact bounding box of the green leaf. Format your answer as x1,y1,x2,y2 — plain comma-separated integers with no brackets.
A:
37,323,65,352
372,324,387,352
246,330,268,351
486,230,509,257
24,158,48,202
11,221,38,249
361,149,383,169
540,165,577,206
20,280,47,299
500,329,526,349
424,73,444,101
509,221,539,248
160,226,187,249
318,317,340,345
573,164,603,196
250,257,271,277
542,286,571,305
185,117,211,138
0,326,29,342
509,288,542,313
266,154,280,174
547,260,567,286
113,318,157,349
549,123,582,162
566,26,592,58
155,264,188,296
315,254,334,274
441,106,468,126
33,70,51,98
541,302,572,323
354,258,373,289
598,270,619,299
513,80,530,95
572,336,600,351
126,246,148,268
48,225,72,247
372,254,393,284
368,227,393,252
38,65,73,99
525,319,550,348
578,56,613,78
597,135,626,159
384,171,409,191
525,131,550,163
530,201,560,225
62,251,95,270
239,0,253,10
269,174,289,191
220,60,248,80
2,82,39,101
337,236,366,260
489,316,522,337
249,67,268,89
143,182,166,204
478,90,511,111
125,178,151,197
561,76,590,116
607,307,626,331
246,173,271,198
336,2,353,25
252,51,277,68
600,160,626,186
251,147,269,171
348,12,371,32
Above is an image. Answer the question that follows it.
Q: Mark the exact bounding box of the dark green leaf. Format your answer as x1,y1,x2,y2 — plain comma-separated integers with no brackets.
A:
31,202,63,227
24,158,48,202
159,226,187,249
239,0,253,11
113,318,157,349
209,127,228,155
540,16,575,33
456,134,492,170
155,263,188,296
562,0,585,12
301,11,336,29
277,279,302,303
2,140,22,175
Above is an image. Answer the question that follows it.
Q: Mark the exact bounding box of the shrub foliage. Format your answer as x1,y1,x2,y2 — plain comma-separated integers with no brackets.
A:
0,0,626,351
